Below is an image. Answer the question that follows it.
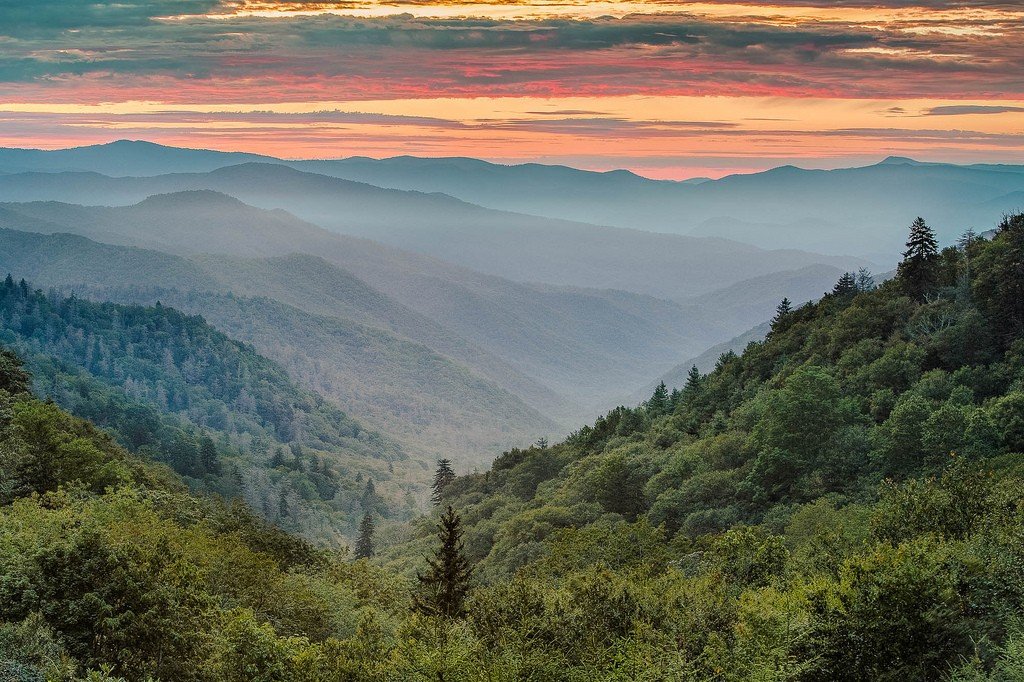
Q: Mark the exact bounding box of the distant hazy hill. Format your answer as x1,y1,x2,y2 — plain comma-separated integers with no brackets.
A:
0,164,865,300
0,139,273,176
0,279,406,541
0,228,557,464
3,141,1020,259
0,196,748,408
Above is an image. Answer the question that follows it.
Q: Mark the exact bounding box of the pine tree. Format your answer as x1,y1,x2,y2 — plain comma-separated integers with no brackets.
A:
669,387,683,411
278,488,289,520
413,506,473,619
354,513,375,559
899,217,939,301
958,228,978,283
770,297,793,334
431,459,456,506
647,381,670,416
685,365,702,394
361,478,382,513
198,435,220,475
270,447,285,468
832,272,857,296
856,268,875,292
534,437,548,449
775,297,792,320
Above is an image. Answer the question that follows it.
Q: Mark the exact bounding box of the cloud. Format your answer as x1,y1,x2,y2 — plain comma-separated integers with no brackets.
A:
924,105,1024,116
0,2,1020,111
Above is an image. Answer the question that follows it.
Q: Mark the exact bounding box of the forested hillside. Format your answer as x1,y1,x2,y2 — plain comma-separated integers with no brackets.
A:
0,352,424,680
0,229,559,463
0,280,410,542
4,214,1024,681
372,214,1024,679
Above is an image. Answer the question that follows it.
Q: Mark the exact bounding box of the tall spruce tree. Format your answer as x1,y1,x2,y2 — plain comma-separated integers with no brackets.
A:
431,459,456,506
770,297,793,333
0,347,30,395
958,228,978,284
198,435,221,476
361,478,384,514
647,381,670,416
899,217,939,301
685,365,702,394
354,513,375,559
278,488,289,520
833,272,857,296
856,268,875,292
413,505,473,619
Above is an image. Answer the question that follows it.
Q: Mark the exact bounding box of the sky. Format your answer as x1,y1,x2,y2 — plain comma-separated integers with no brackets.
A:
0,0,1022,178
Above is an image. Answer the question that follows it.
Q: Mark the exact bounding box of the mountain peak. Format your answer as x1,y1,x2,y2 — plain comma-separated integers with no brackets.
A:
879,155,925,166
134,189,248,210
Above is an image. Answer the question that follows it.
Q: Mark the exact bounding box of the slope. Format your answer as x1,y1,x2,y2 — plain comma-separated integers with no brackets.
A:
0,164,866,300
0,278,408,542
0,228,558,464
4,141,1022,260
0,196,728,409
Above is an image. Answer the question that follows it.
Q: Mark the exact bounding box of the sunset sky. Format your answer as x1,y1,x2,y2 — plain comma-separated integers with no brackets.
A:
1,0,1022,178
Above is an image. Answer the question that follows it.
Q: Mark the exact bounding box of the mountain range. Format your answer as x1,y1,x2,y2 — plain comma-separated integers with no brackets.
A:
1,139,966,470
2,140,1021,261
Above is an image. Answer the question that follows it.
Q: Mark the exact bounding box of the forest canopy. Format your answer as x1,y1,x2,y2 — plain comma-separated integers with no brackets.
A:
2,214,1024,680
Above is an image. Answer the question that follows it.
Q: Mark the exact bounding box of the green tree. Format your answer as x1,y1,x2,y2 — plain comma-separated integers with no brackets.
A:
0,347,30,395
278,488,289,520
361,478,385,515
833,272,857,297
647,381,669,417
431,459,456,507
973,213,1024,342
856,268,875,292
199,434,221,476
771,298,793,334
899,217,939,301
413,506,473,619
684,365,702,394
354,513,375,560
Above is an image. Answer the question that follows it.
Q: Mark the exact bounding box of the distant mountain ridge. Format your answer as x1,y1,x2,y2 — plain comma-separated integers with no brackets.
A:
1,140,1020,259
0,163,866,301
0,228,559,464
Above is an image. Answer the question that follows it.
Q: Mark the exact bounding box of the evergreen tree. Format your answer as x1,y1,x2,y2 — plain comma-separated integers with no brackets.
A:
774,297,793,321
957,228,979,284
198,435,221,475
278,488,289,520
413,506,473,619
832,271,857,296
856,267,875,292
685,365,702,394
770,297,793,334
361,478,384,515
270,447,285,468
669,387,683,411
0,347,30,395
431,459,456,506
534,437,548,450
354,513,375,559
899,217,939,301
647,381,670,416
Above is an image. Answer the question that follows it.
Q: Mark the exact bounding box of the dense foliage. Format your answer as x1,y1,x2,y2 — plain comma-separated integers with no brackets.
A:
3,215,1024,681
371,215,1024,679
0,280,409,542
